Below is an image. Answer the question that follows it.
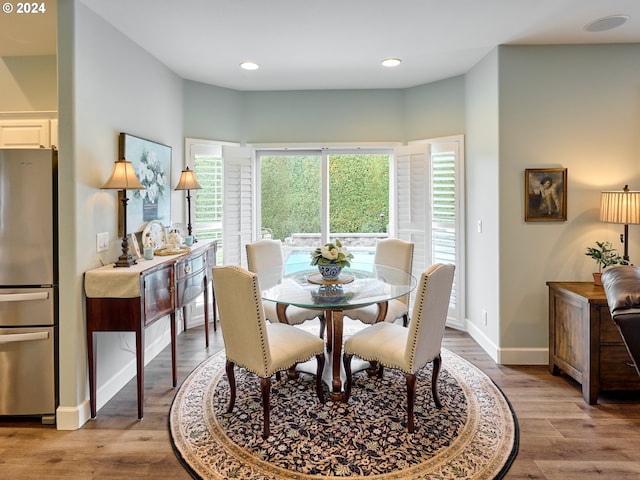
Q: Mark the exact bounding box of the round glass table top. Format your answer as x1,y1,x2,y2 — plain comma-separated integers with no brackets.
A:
259,263,417,310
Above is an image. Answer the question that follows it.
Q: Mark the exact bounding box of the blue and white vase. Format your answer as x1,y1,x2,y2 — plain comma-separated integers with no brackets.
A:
318,263,342,280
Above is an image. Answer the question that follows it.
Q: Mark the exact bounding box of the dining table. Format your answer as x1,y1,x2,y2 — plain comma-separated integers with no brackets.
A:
258,263,417,401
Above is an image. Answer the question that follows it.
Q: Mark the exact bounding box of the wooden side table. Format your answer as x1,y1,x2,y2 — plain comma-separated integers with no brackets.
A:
84,240,217,419
547,281,640,404
85,261,176,419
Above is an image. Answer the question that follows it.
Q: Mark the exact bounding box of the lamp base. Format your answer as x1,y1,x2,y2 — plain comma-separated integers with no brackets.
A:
113,233,137,267
114,252,137,268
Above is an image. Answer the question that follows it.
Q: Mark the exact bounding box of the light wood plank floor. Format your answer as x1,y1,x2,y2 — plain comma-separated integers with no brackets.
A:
2,322,640,479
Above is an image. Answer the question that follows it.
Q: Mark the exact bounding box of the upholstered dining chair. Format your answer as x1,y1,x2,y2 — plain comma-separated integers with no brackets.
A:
345,238,414,326
343,263,455,433
211,265,326,439
246,239,326,337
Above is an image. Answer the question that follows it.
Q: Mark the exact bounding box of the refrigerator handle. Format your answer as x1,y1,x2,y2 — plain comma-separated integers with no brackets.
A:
0,292,49,302
0,331,49,344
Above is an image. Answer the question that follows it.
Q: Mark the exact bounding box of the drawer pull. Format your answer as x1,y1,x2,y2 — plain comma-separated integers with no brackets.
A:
184,265,191,274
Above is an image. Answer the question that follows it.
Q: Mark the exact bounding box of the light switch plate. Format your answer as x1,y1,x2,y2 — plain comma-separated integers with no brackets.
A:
96,232,109,252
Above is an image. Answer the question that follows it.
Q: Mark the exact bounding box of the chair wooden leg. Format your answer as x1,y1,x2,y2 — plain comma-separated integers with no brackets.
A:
325,311,333,352
377,363,384,378
406,373,417,433
225,360,236,413
315,353,326,403
432,353,443,408
402,313,409,327
261,377,271,439
318,313,326,339
343,353,354,402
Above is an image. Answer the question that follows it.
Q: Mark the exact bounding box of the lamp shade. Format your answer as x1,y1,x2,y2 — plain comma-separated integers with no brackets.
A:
175,166,202,190
102,158,144,190
600,186,640,225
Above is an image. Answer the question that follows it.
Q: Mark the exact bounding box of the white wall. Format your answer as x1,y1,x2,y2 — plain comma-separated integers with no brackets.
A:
56,0,184,429
0,55,57,111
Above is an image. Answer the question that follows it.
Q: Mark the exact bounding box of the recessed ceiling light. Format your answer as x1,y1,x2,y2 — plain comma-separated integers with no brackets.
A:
584,14,629,32
381,58,402,68
240,61,259,71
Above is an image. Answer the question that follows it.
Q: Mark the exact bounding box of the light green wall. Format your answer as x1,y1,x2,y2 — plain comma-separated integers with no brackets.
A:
464,48,501,360
57,0,184,429
404,75,466,141
497,44,640,353
0,55,57,111
242,89,404,144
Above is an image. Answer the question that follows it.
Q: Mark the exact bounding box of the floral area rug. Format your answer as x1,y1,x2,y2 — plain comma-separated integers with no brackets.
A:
169,342,518,479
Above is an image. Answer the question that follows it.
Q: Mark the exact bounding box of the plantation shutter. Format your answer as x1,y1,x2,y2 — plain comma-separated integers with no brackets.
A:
222,146,253,266
430,139,464,326
397,136,465,327
394,144,431,279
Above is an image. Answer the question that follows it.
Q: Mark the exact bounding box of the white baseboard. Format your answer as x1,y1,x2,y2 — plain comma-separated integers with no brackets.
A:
465,319,548,365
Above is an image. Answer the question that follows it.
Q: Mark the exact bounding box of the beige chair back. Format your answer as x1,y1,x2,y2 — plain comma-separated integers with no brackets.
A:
211,265,272,377
246,239,285,289
246,239,284,272
374,238,414,306
405,263,455,373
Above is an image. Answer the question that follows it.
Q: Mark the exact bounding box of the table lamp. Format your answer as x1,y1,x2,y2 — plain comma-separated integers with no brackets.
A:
102,158,145,267
174,166,202,240
600,185,640,263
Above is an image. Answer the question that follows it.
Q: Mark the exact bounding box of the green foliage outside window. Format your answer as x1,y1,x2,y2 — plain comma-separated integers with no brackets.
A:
260,154,389,241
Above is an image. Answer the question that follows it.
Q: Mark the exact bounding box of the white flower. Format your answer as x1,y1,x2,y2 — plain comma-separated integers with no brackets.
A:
321,246,339,260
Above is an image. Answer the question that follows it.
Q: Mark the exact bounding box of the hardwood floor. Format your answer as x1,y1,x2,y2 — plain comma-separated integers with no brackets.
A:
2,322,640,479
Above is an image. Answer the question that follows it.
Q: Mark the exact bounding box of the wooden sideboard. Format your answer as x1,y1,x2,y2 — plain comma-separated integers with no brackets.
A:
547,281,640,404
84,240,217,419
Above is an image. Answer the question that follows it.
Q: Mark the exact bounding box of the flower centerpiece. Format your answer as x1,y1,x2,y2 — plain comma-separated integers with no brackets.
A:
310,239,354,280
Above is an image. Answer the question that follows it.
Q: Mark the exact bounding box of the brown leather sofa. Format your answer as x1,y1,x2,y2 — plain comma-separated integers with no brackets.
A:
602,266,640,376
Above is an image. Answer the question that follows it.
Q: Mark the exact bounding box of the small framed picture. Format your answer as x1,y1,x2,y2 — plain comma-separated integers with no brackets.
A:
525,168,567,222
127,232,142,259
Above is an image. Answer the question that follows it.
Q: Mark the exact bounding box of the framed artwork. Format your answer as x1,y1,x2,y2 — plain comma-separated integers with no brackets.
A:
118,133,172,234
525,168,567,222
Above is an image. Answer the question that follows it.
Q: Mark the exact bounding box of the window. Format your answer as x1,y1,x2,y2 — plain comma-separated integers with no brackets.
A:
257,149,391,267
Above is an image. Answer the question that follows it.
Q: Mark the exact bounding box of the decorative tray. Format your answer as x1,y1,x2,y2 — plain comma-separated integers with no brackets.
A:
154,245,191,256
307,273,354,285
142,220,166,249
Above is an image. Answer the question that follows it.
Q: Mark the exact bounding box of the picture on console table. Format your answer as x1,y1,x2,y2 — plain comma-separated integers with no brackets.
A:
118,132,172,235
525,167,567,222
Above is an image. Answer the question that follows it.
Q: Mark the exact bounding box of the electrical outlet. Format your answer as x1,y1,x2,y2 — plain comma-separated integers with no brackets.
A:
96,232,109,252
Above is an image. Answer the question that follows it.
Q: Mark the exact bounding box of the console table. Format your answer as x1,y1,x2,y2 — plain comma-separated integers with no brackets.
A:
547,281,640,404
84,240,217,419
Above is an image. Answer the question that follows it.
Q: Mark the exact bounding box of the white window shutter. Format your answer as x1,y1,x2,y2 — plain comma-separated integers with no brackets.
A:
222,146,253,266
394,144,431,278
398,136,465,327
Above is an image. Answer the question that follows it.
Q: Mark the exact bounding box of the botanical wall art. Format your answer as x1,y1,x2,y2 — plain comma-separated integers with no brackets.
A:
119,132,172,233
524,168,567,222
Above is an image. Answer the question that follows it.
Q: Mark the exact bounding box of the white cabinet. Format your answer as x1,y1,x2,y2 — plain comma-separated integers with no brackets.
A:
0,118,57,148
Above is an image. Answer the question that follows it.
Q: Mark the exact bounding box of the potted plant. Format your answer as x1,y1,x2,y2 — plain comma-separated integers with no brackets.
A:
585,241,628,285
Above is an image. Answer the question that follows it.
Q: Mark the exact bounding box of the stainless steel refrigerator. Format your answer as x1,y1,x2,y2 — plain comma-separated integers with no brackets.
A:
0,148,58,423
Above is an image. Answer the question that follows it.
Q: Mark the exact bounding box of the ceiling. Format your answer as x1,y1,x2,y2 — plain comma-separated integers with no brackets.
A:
4,1,640,91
